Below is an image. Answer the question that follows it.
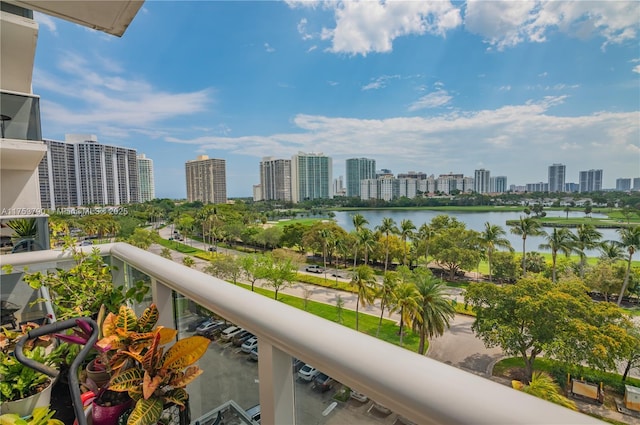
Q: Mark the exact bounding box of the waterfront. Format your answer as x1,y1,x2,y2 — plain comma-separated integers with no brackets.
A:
332,210,620,256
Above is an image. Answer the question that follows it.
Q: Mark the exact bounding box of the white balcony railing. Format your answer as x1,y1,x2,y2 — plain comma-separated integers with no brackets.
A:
1,243,604,425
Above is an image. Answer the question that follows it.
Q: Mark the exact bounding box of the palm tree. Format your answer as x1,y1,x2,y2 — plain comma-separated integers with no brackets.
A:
376,217,398,273
319,228,331,278
399,219,416,266
390,281,420,346
413,274,455,355
6,218,38,241
480,222,512,282
509,217,543,276
414,223,435,267
572,224,603,278
351,214,368,268
563,206,571,220
358,228,376,266
616,226,640,306
599,240,624,262
538,227,574,283
349,265,377,331
376,272,398,337
512,372,576,410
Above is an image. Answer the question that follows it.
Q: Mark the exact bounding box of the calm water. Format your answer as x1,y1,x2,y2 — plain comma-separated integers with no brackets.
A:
332,210,620,256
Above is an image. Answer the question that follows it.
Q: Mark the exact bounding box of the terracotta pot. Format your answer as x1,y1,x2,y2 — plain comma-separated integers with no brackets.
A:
0,376,54,417
86,359,110,389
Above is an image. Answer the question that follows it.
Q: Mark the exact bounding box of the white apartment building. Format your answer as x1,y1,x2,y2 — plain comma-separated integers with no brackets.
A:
290,152,332,203
548,163,566,193
137,154,155,202
474,169,490,194
185,155,227,204
260,157,292,202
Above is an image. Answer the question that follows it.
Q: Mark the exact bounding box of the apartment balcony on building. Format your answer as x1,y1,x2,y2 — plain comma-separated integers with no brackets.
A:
0,243,602,425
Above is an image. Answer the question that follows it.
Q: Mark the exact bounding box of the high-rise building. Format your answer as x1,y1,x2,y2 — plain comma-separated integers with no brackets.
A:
548,163,566,192
474,169,490,194
565,183,579,192
616,178,632,191
185,155,227,204
291,152,332,203
526,182,549,192
137,154,155,202
633,178,640,191
259,157,291,202
334,176,345,197
578,169,603,193
490,176,508,193
38,135,139,208
346,158,376,198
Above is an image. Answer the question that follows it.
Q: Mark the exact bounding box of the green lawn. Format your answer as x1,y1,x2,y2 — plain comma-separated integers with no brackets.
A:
270,217,328,227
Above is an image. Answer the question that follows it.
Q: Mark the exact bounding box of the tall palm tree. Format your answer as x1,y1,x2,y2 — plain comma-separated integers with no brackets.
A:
512,372,577,410
414,223,435,267
413,274,455,355
376,217,398,273
319,228,331,277
616,226,640,306
538,227,574,283
399,219,416,266
572,224,603,278
376,272,398,337
351,214,368,268
480,222,512,282
509,217,542,276
350,265,377,331
390,281,420,346
358,228,376,265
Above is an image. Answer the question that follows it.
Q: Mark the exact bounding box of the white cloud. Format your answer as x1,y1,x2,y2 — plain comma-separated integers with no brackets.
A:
465,0,640,50
33,51,211,133
308,1,461,55
408,89,453,111
297,18,313,40
499,85,512,91
165,96,639,182
34,12,57,34
307,45,318,53
361,75,399,91
264,43,275,53
633,65,640,74
327,81,339,86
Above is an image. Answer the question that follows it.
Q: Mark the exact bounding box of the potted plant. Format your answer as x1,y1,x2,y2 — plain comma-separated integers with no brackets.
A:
0,405,64,424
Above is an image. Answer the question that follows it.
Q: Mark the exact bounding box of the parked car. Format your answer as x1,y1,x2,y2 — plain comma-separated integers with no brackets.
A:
371,402,392,415
186,316,210,332
245,404,261,424
203,321,229,339
297,364,319,382
292,358,305,373
350,390,368,403
208,246,217,252
312,372,334,392
249,345,259,361
195,319,225,335
232,330,254,346
220,326,244,342
241,336,258,353
305,265,324,273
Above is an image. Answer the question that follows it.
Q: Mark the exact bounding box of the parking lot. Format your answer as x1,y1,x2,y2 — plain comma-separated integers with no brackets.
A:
184,323,413,424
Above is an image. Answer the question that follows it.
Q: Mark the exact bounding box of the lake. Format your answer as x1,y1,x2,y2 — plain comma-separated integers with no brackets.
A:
332,210,621,256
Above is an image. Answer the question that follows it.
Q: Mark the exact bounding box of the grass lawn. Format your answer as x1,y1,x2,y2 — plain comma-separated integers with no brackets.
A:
271,217,329,227
156,238,199,254
235,282,420,352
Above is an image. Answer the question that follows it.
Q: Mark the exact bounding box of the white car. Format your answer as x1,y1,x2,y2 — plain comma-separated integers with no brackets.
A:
297,364,319,382
220,326,244,342
241,336,258,353
350,390,368,403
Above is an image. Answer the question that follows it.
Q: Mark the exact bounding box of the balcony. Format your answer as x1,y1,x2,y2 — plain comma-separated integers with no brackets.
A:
0,243,602,425
0,90,42,142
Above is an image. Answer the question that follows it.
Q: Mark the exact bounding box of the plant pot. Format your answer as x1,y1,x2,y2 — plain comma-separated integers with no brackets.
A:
91,392,132,425
86,359,110,389
0,376,54,417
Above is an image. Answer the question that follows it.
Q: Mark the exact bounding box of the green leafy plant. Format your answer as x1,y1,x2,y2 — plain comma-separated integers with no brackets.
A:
0,346,53,402
21,238,149,319
0,406,64,424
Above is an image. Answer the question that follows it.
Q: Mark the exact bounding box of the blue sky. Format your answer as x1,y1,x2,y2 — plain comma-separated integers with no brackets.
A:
33,1,639,198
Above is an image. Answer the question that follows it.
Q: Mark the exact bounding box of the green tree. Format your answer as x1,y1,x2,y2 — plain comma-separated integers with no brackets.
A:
572,224,603,278
413,271,455,355
538,227,574,283
414,223,435,266
160,247,172,259
622,323,640,382
509,217,543,276
127,228,158,250
281,222,309,252
491,251,519,283
357,228,376,266
399,219,416,266
563,206,571,219
512,372,576,410
480,222,513,283
351,213,369,268
335,295,345,324
389,282,420,346
465,276,632,382
430,227,481,280
350,265,377,331
599,240,624,262
240,255,269,292
584,261,620,302
617,226,640,306
376,272,398,337
263,255,297,300
376,217,398,273
182,256,195,268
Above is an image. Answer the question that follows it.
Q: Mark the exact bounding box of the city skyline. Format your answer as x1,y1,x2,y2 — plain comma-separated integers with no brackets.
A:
32,1,639,198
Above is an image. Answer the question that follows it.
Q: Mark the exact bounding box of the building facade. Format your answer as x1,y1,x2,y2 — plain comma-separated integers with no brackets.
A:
474,169,490,194
291,152,332,203
259,157,292,202
578,169,603,193
490,176,508,193
548,163,566,193
616,178,632,191
346,158,376,198
137,154,155,202
38,135,139,208
185,155,227,204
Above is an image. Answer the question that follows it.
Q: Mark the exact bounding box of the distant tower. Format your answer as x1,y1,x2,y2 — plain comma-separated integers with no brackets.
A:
548,163,566,193
346,158,376,198
291,152,332,203
185,155,227,204
578,169,603,193
474,169,490,194
137,154,155,202
260,157,292,201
